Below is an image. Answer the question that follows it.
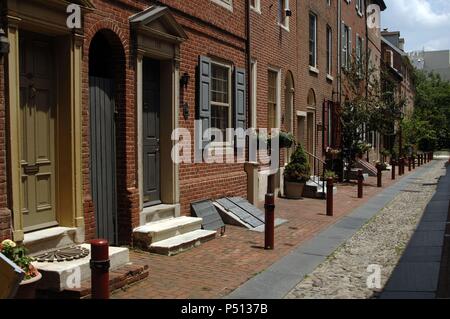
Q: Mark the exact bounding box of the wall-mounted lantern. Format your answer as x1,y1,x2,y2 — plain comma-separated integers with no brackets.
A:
0,28,10,55
180,72,190,89
180,72,190,120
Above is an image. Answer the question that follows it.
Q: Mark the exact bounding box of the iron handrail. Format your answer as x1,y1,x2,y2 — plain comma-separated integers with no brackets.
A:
304,150,326,197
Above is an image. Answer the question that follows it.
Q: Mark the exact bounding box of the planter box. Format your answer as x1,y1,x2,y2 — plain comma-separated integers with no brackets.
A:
284,181,305,199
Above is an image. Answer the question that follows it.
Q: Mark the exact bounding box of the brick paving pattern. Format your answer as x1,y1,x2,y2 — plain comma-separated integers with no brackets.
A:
112,167,424,299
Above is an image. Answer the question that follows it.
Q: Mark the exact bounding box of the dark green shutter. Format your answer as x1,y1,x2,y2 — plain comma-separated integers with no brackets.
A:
234,67,246,130
198,56,211,133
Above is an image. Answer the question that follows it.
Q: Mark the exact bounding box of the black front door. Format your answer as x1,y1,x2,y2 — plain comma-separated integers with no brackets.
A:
143,58,161,206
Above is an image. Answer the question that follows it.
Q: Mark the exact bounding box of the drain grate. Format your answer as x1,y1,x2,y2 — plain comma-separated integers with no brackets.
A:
422,183,438,186
33,245,90,263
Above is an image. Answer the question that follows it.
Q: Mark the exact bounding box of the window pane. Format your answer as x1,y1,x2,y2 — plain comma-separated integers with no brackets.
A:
211,64,229,104
267,71,278,130
268,71,277,129
211,105,229,137
309,14,316,66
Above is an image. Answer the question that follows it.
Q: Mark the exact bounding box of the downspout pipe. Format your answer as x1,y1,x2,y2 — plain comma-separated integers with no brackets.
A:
338,0,342,105
246,0,252,130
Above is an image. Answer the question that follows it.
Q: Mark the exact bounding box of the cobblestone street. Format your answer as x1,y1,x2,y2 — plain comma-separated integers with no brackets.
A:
111,161,440,299
286,160,447,299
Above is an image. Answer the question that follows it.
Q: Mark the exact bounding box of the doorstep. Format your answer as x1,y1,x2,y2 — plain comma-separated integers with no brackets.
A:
23,227,79,255
37,262,149,299
34,244,129,291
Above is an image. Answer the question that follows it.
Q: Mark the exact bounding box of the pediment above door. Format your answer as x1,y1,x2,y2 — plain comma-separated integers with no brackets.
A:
130,6,188,44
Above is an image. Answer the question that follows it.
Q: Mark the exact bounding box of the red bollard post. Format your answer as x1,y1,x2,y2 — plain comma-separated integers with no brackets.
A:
357,170,363,199
391,160,396,180
264,194,275,250
90,239,110,299
376,164,382,188
326,177,334,216
408,157,412,172
417,155,421,167
412,156,416,169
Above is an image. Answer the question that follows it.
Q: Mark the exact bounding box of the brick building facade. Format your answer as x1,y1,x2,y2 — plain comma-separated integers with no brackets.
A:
0,0,395,251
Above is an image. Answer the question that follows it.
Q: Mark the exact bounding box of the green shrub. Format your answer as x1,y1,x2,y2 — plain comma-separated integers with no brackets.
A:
284,144,311,183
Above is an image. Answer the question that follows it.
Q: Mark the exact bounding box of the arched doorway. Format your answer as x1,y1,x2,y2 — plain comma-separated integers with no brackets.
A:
88,30,125,245
306,89,316,174
284,71,295,164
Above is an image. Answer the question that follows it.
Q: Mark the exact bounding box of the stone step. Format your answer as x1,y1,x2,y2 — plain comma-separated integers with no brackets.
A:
23,227,78,255
304,184,338,199
133,216,203,249
36,263,149,299
34,244,129,292
149,229,217,256
139,204,178,225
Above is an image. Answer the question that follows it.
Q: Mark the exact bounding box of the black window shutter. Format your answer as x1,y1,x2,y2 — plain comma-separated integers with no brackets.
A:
198,56,212,135
323,100,329,151
234,67,247,130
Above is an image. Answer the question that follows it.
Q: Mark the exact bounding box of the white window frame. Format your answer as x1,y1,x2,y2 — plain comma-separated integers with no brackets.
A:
309,12,318,68
211,0,233,12
278,0,290,31
210,60,233,147
267,67,281,130
251,59,258,128
250,0,261,13
326,25,332,76
356,0,364,17
342,24,349,69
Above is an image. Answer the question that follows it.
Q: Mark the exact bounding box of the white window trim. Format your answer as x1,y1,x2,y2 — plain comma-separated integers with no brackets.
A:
250,0,261,14
309,65,320,74
309,12,317,68
251,59,258,128
326,26,332,76
210,60,233,148
268,66,281,130
211,0,233,12
278,0,290,32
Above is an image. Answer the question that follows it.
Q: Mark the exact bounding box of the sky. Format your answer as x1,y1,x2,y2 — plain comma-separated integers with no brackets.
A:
382,0,450,52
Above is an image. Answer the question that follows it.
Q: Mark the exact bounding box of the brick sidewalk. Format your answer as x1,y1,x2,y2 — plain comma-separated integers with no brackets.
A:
112,166,425,299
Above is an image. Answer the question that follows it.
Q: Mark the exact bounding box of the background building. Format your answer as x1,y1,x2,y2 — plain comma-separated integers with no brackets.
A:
409,50,450,82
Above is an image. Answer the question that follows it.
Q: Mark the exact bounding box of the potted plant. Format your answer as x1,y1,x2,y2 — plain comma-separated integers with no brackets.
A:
326,147,342,160
322,170,338,182
283,144,311,199
259,131,295,150
355,142,371,158
1,239,41,299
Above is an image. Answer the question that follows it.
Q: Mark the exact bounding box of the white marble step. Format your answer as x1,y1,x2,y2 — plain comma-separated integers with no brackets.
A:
149,229,217,256
133,216,202,248
23,227,78,255
34,244,129,291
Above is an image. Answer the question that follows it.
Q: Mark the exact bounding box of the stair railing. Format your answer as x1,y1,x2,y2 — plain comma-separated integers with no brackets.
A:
304,150,327,195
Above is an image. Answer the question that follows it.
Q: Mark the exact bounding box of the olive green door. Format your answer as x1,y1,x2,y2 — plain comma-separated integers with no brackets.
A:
19,31,57,232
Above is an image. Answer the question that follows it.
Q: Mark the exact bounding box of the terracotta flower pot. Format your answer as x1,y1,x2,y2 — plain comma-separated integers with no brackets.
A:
15,272,42,299
284,181,305,199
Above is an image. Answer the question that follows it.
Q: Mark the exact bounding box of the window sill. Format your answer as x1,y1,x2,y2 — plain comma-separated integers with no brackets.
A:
309,66,320,74
326,74,334,82
211,0,233,12
251,7,261,14
278,23,290,32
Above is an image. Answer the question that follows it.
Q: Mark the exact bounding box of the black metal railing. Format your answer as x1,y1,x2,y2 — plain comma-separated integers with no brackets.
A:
305,150,327,193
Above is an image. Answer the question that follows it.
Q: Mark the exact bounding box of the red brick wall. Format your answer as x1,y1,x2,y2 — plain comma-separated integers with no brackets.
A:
0,55,11,242
168,1,248,214
82,0,248,242
297,0,339,158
